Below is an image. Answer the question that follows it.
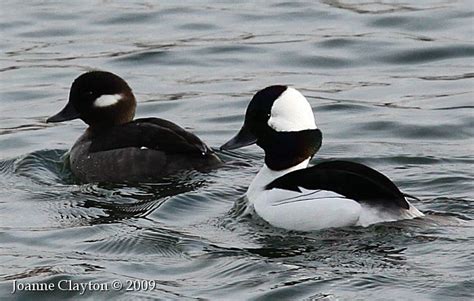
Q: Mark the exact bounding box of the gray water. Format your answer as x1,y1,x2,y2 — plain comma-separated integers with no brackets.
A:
1,1,473,300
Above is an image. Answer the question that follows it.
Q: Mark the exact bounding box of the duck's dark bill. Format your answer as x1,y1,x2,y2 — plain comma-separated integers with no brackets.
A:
220,126,257,150
47,102,80,123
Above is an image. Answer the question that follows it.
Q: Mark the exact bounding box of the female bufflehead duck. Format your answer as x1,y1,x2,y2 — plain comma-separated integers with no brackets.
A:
47,71,222,183
221,85,424,231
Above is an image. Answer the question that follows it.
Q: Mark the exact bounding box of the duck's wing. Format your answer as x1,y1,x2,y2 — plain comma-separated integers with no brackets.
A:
265,160,409,210
89,118,210,155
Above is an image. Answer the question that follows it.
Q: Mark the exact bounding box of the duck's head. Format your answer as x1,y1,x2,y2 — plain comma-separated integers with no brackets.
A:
47,71,136,128
221,85,323,170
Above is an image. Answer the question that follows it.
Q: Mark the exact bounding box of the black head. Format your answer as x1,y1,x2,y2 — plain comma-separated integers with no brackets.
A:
47,71,136,128
221,85,323,170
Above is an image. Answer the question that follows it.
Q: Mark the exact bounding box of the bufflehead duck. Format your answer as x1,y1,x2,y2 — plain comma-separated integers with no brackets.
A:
221,85,424,231
47,71,222,182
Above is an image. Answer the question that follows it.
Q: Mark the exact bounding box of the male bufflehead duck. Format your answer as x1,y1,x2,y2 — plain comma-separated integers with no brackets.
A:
47,71,222,182
221,85,424,231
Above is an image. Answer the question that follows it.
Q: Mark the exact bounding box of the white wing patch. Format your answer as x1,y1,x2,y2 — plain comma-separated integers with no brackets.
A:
94,94,122,108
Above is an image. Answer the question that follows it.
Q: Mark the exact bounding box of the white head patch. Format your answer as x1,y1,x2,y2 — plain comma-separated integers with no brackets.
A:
93,94,122,108
267,87,317,132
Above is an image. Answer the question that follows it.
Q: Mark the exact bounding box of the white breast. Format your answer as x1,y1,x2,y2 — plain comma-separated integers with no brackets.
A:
246,159,310,203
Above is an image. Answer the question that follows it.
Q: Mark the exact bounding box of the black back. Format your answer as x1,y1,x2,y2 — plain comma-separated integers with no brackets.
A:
265,160,409,209
89,118,210,155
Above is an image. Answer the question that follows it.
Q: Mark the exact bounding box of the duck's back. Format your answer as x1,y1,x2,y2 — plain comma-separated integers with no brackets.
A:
69,118,221,182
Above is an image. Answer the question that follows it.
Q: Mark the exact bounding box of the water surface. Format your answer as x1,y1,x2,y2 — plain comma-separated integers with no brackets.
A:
1,1,473,300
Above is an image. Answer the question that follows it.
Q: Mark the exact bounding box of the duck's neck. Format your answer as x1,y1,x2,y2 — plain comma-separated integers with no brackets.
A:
246,158,310,202
258,129,322,171
86,119,132,135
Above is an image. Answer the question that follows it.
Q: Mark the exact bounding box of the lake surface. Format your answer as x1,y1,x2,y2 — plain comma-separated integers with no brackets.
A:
1,1,473,300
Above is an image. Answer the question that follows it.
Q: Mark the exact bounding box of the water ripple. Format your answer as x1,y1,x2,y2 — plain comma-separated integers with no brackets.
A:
1,0,473,300
380,45,474,64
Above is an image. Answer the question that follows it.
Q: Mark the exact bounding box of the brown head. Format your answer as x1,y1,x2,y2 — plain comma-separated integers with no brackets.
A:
47,71,136,129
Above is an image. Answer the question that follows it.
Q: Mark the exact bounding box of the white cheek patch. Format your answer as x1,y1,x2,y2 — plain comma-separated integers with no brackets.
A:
93,94,122,108
268,87,317,132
